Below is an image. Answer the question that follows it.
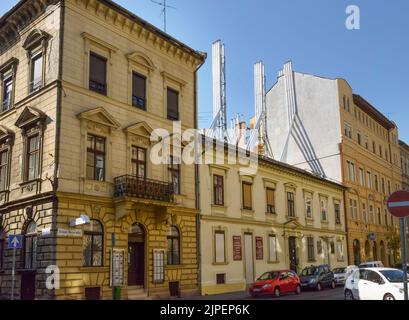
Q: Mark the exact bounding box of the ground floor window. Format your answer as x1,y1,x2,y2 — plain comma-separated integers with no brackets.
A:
214,230,226,264
268,235,277,261
307,237,315,261
167,226,180,265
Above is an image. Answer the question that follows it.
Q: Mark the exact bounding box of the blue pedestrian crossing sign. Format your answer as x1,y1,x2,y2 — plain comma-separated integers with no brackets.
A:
8,235,22,249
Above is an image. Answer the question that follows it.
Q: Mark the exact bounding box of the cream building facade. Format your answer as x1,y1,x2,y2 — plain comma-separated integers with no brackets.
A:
199,141,347,295
0,0,205,300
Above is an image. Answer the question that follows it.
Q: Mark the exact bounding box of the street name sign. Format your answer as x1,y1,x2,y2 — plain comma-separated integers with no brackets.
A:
387,191,409,218
8,235,22,249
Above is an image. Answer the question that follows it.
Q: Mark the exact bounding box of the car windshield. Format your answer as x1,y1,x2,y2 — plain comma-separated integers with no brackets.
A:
258,271,280,280
380,270,405,283
301,267,319,276
333,268,346,274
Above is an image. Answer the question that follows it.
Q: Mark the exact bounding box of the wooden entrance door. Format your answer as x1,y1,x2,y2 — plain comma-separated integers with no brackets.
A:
21,272,36,300
128,242,145,286
289,237,298,273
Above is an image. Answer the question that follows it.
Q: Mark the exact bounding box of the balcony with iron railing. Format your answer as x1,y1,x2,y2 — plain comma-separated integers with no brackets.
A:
114,175,174,203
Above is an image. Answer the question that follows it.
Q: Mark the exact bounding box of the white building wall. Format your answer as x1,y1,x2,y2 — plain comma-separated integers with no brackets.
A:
266,70,343,183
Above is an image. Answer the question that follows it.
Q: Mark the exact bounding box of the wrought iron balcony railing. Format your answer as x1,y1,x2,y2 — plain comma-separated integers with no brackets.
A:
114,175,174,203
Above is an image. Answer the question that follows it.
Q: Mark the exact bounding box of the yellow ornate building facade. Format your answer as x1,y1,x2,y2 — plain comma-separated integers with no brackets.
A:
0,0,205,300
338,80,402,267
199,141,347,295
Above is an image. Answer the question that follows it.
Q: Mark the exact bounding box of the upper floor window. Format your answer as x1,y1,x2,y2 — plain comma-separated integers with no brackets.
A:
86,134,105,181
167,226,180,265
213,175,224,206
362,203,367,223
266,187,275,214
381,177,385,194
344,123,352,139
132,72,147,110
2,76,13,112
168,156,180,194
374,175,379,192
369,205,375,224
320,198,328,221
377,207,382,225
0,58,18,113
305,196,312,219
242,182,253,210
346,160,355,182
359,168,365,186
27,134,40,181
89,52,107,95
23,220,38,269
287,191,295,217
83,220,104,267
372,141,376,153
131,146,146,179
350,199,358,220
0,149,9,191
335,202,341,225
167,88,179,120
30,53,43,93
367,171,372,189
379,145,383,158
357,132,361,145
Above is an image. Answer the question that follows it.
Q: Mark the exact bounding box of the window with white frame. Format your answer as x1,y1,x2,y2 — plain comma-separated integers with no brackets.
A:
268,235,277,262
320,197,328,221
362,203,367,223
359,168,365,186
369,205,375,224
214,230,226,264
337,240,344,261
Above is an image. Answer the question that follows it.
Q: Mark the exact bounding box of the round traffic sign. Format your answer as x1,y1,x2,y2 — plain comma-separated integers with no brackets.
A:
387,190,409,218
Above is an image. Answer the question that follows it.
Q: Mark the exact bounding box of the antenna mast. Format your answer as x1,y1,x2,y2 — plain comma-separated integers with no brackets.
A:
207,40,228,142
247,61,273,157
151,0,176,32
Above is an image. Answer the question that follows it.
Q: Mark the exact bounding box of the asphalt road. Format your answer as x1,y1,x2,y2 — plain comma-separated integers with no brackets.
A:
180,287,344,300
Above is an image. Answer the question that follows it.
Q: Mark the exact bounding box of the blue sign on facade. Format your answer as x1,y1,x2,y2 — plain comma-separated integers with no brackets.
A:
8,235,22,249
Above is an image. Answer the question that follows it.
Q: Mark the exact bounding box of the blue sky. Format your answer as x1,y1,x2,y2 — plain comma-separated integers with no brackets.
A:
1,0,408,141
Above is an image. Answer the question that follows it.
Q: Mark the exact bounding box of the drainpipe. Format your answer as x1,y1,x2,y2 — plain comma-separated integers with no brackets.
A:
339,142,351,264
194,54,206,296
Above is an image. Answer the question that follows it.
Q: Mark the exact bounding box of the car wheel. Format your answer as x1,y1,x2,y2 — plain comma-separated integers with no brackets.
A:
331,281,336,289
344,290,354,300
295,285,301,295
383,293,395,301
316,282,322,291
274,287,280,297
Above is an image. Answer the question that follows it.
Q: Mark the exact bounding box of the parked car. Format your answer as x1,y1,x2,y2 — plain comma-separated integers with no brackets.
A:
249,270,301,297
299,265,336,291
359,261,384,268
333,265,359,286
344,268,407,300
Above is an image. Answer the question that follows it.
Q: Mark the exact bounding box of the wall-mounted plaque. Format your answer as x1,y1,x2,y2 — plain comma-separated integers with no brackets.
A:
233,236,242,261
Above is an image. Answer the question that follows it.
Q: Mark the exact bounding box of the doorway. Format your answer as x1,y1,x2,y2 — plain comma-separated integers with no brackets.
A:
20,272,36,300
244,233,254,285
288,237,298,273
128,223,145,287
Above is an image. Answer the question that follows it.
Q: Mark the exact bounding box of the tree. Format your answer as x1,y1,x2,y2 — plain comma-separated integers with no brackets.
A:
386,230,401,265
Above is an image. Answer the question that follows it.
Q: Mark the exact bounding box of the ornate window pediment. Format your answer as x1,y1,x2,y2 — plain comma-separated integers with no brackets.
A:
15,106,46,130
124,121,153,138
77,107,120,129
127,51,156,73
23,29,51,52
0,125,14,144
0,58,19,76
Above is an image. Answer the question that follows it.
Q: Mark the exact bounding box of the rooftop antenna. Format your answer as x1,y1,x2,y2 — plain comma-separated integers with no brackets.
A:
150,0,176,33
207,40,228,142
247,61,273,157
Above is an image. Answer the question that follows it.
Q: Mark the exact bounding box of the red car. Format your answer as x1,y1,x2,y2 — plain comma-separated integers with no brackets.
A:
249,270,301,297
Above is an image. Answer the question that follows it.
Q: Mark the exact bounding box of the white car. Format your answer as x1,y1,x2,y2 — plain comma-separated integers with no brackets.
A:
344,268,407,300
333,265,359,285
358,261,384,268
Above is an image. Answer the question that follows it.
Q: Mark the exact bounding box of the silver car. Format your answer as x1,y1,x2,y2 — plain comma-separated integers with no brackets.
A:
333,265,358,285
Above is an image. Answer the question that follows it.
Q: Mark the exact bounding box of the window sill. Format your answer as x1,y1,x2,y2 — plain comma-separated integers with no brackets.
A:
0,106,16,119
19,179,42,188
286,215,298,220
17,269,37,274
166,264,185,270
212,262,228,266
267,260,280,264
321,220,329,224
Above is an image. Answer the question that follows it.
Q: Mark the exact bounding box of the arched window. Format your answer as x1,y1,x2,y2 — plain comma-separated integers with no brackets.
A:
83,220,104,267
167,226,180,265
24,220,38,269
